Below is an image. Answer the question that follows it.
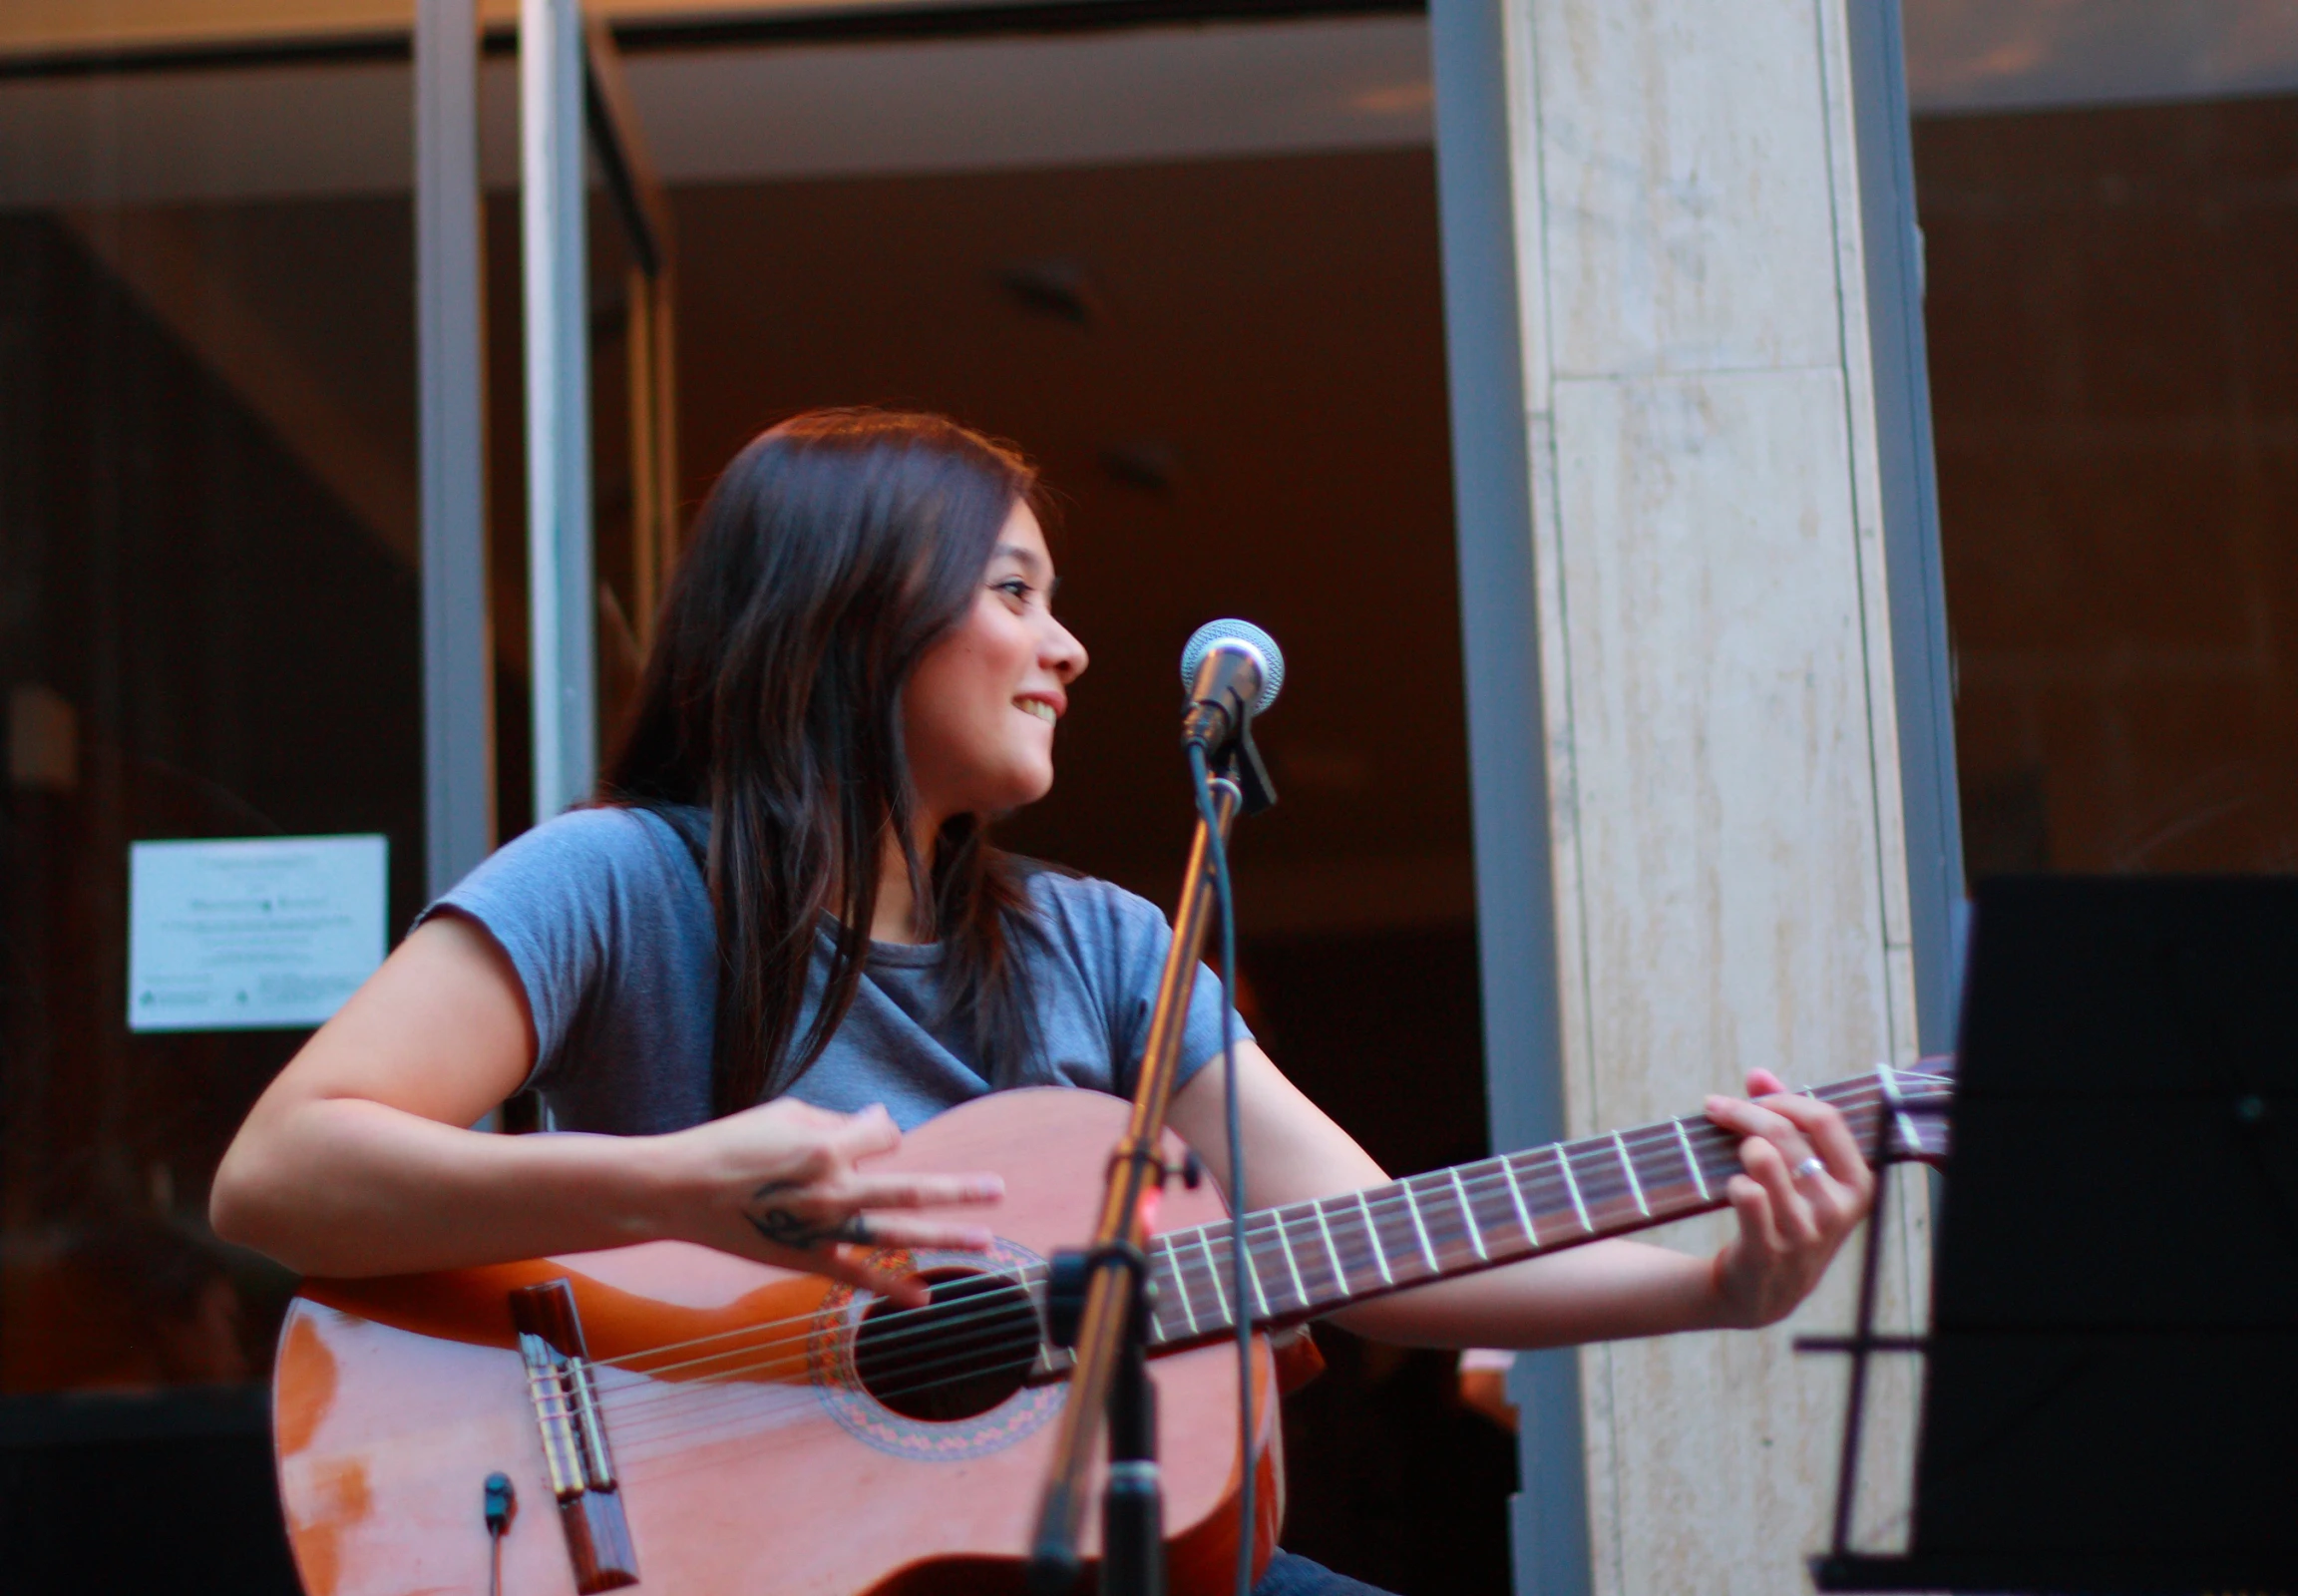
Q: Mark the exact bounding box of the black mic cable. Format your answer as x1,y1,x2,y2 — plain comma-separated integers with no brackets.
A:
1187,737,1254,1596
1176,617,1285,1596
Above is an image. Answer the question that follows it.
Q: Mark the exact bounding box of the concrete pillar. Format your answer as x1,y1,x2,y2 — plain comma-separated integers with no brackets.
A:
1440,1,1939,1589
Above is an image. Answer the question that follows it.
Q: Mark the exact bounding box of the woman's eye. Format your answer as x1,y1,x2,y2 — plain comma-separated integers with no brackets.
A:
994,578,1032,601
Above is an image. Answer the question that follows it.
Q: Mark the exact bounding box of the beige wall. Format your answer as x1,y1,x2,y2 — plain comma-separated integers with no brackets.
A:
1496,1,1931,1588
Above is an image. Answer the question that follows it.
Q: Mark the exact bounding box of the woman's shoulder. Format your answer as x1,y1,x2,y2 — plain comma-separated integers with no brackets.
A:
503,801,695,864
1016,860,1134,911
441,803,704,914
1013,863,1172,955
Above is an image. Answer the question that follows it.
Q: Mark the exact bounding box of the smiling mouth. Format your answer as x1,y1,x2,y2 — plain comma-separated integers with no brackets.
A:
1014,698,1058,724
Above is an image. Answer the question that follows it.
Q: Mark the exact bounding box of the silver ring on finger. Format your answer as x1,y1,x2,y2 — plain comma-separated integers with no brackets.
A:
1792,1155,1826,1182
833,1213,875,1246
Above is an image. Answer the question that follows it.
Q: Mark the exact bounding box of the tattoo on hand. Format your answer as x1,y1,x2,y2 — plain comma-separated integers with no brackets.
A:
745,1181,868,1251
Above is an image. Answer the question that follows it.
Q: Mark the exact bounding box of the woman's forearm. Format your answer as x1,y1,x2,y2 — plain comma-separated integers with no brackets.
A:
209,915,1002,1293
210,1096,674,1277
1326,1238,1732,1349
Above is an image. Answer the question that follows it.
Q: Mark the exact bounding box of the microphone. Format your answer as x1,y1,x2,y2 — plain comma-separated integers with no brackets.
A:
1179,618,1285,751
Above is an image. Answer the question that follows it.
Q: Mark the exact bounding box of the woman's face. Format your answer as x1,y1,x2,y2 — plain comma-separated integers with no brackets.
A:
904,501,1088,826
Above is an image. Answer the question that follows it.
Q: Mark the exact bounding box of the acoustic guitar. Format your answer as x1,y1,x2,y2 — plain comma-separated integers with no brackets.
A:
272,1064,1952,1596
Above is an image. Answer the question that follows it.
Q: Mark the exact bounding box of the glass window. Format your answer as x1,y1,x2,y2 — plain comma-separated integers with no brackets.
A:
0,45,420,1397
1906,1,2298,877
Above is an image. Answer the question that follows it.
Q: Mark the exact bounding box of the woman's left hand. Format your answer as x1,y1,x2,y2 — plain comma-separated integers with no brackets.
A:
1704,1069,1875,1329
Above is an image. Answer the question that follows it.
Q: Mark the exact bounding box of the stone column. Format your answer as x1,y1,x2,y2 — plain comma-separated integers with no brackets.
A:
1440,1,1940,1590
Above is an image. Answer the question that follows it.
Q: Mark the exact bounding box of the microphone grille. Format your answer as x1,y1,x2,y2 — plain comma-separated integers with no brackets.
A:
1179,618,1285,715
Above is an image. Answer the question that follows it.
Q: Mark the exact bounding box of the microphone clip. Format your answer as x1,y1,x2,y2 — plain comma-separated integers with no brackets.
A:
1206,712,1278,816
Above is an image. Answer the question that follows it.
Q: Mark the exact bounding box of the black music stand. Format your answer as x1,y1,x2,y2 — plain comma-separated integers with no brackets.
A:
1810,877,2298,1595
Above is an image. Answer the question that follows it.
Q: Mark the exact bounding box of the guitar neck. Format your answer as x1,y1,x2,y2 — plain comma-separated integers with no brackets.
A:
1136,1065,1947,1348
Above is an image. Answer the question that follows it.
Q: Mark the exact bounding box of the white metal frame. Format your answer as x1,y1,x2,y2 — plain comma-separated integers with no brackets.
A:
523,0,596,824
416,0,495,893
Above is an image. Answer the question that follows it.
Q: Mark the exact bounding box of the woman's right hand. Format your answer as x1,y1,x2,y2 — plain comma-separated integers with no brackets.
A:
647,1098,1003,1305
213,918,1006,1287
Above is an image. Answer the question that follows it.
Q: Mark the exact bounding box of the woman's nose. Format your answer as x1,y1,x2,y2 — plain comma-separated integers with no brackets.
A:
1042,617,1088,683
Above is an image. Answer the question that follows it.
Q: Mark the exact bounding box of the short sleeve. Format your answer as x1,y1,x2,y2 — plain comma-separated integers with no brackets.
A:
418,806,704,1095
1026,873,1255,1096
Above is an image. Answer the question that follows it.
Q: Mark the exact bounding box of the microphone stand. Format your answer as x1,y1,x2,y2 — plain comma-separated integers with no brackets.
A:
1026,718,1276,1596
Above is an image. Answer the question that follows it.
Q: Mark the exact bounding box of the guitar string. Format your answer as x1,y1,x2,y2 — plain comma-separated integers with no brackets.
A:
599,1278,1056,1396
601,1323,1216,1474
571,1082,1912,1423
594,1326,1051,1450
602,1296,1284,1465
596,1139,1677,1405
601,1262,1308,1465
566,1072,1940,1460
604,1254,1323,1468
588,1147,1642,1450
601,1328,1056,1451
603,1103,1776,1455
591,1119,1900,1456
604,1231,1651,1462
516,1082,1946,1477
580,1086,1916,1442
589,1089,1938,1463
581,1077,1910,1382
600,1146,1603,1465
581,1110,1757,1406
579,1078,1909,1389
598,1100,1949,1469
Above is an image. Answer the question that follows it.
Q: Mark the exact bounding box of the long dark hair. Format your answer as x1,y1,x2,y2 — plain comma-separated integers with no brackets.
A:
603,409,1045,1116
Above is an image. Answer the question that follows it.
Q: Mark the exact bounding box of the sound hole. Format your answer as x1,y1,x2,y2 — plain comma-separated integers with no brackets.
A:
854,1269,1041,1422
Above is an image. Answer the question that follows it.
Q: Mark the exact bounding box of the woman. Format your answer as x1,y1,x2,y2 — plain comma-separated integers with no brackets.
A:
213,409,1871,1593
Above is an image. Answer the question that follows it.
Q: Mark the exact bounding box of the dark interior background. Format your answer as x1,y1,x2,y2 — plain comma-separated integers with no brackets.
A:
1922,94,2298,881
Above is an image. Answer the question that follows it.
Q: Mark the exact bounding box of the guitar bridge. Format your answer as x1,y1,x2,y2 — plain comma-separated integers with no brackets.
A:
511,1280,639,1592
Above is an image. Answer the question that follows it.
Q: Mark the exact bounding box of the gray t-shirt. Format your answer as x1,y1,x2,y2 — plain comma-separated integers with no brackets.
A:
424,805,1248,1134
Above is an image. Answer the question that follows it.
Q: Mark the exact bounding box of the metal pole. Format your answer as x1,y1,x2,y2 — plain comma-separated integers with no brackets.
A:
416,0,494,893
1426,2,1593,1593
523,0,595,823
1846,0,1968,1047
1029,775,1243,1594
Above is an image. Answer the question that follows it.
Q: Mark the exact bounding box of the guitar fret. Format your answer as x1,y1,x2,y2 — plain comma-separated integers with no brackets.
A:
1355,1189,1393,1287
1673,1117,1711,1203
1696,1127,1743,1189
1613,1130,1650,1218
1879,1062,1919,1158
1162,1247,1201,1338
1400,1182,1440,1273
1195,1229,1230,1321
1501,1155,1539,1247
1313,1201,1351,1298
1272,1214,1310,1308
1449,1166,1489,1261
1556,1144,1593,1234
1243,1231,1272,1319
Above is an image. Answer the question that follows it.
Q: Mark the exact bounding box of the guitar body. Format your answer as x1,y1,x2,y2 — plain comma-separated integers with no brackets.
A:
273,1089,1280,1596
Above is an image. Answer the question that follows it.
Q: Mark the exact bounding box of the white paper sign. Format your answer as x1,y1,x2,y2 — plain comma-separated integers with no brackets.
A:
128,835,388,1031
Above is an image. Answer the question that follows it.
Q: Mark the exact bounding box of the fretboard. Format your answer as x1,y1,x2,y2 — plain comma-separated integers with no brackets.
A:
1134,1065,1950,1349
